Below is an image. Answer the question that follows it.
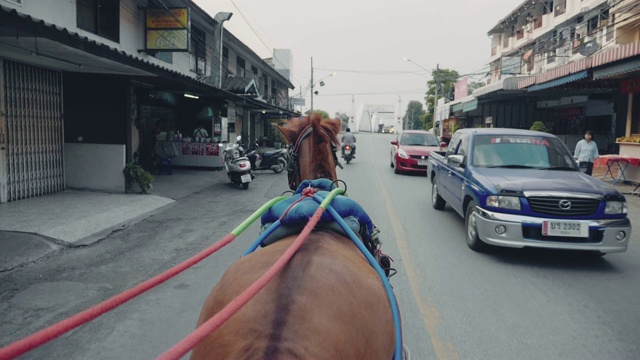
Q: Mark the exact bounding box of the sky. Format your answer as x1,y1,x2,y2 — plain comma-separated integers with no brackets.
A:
194,0,521,118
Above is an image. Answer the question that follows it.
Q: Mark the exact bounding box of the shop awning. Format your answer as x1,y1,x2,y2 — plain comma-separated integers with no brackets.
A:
527,70,589,92
451,96,478,112
472,76,533,97
593,58,640,80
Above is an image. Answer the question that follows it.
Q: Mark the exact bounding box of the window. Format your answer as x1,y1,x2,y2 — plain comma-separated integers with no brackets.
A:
587,17,599,35
190,25,206,75
547,50,556,64
153,52,173,64
77,0,120,42
554,0,566,17
263,75,269,96
222,46,229,78
236,57,246,77
252,65,258,75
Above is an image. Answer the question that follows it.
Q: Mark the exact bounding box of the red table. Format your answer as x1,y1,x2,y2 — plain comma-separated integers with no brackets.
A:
599,155,640,184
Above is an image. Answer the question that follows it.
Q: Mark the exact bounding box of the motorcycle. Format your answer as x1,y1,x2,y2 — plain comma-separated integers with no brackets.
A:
342,144,354,164
244,139,288,173
220,136,253,190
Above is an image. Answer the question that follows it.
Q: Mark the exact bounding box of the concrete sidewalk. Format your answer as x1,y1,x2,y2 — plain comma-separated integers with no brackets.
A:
0,168,222,271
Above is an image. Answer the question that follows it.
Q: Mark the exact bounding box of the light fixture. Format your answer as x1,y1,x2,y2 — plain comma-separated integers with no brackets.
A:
184,94,199,99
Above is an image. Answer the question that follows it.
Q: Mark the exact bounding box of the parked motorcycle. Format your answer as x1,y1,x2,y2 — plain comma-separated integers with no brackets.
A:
220,136,253,190
244,139,288,173
342,144,354,164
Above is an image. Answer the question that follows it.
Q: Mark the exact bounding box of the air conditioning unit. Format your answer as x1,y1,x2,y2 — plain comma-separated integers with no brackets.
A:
580,6,590,13
599,19,609,28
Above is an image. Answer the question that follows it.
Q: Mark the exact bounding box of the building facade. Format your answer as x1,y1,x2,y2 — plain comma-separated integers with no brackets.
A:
439,0,639,155
0,0,297,203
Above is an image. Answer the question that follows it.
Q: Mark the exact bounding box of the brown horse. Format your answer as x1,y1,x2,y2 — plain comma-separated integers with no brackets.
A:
191,114,397,359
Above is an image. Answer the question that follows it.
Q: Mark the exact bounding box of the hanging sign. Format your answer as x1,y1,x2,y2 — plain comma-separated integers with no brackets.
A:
145,8,189,52
621,78,640,94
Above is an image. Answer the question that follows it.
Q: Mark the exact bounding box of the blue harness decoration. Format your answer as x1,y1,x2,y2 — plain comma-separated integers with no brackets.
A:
260,179,378,252
243,178,403,359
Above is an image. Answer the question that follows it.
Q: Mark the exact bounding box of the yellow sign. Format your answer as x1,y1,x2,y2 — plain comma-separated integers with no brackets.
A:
146,8,188,29
146,30,188,51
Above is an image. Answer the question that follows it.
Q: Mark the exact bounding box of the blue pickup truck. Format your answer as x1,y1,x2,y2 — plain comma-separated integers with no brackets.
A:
427,128,631,255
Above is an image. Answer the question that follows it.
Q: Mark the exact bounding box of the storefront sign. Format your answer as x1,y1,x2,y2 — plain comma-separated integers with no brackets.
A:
145,8,189,52
621,78,640,94
182,143,219,156
559,107,582,121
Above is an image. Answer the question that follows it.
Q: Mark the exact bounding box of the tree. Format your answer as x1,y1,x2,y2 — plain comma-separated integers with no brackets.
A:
338,113,349,129
403,101,426,130
308,109,329,119
424,68,460,122
468,81,485,95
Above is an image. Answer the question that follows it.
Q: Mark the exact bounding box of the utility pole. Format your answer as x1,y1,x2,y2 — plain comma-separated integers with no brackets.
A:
310,57,314,114
433,63,439,136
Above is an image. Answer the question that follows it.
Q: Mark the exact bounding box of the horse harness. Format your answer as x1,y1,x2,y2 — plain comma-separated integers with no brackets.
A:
286,125,343,191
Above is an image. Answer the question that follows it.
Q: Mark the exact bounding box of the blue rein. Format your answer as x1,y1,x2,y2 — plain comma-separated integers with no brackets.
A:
243,193,403,360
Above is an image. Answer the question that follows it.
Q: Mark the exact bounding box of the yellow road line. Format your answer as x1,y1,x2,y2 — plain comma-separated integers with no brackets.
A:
374,170,459,360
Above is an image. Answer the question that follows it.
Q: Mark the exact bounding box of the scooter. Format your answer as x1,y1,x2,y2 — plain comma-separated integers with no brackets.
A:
244,139,288,173
342,144,354,164
220,136,253,190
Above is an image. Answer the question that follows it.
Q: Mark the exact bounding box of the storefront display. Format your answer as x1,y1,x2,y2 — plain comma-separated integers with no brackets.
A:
156,140,222,168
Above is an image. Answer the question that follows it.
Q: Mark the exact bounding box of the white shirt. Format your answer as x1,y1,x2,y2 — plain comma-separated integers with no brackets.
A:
341,132,356,146
574,139,599,162
193,127,209,139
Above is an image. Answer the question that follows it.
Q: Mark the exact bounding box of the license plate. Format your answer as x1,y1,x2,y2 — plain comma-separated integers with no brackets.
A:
418,159,429,166
344,148,351,155
241,174,252,183
542,220,588,238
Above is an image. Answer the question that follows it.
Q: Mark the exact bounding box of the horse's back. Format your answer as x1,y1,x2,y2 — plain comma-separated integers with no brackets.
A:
191,230,395,359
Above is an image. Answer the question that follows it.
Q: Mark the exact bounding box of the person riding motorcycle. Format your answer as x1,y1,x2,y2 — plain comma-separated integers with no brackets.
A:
341,128,356,158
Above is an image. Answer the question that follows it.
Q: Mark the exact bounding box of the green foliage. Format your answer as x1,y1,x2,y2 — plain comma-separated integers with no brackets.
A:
468,81,485,95
403,100,426,130
123,163,154,194
530,121,548,133
310,110,329,119
425,68,460,117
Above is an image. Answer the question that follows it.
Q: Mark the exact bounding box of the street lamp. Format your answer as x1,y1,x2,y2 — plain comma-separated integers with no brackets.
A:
403,57,439,132
309,57,336,113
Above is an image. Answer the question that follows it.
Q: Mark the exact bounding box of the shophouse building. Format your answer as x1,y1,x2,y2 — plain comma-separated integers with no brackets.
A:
0,0,297,203
440,0,639,154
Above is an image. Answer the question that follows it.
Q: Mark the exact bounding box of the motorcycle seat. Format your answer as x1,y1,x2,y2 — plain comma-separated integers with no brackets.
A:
263,150,284,157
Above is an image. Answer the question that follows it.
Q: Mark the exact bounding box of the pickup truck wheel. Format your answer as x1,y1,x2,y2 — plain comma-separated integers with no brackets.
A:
431,178,446,210
465,200,487,252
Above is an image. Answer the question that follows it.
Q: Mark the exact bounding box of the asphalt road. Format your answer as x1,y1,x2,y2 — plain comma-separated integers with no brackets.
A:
1,132,639,359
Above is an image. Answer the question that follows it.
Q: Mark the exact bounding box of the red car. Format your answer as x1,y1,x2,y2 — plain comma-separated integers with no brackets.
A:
390,130,442,174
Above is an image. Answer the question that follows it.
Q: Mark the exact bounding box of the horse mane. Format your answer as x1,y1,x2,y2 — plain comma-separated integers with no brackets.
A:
276,114,341,183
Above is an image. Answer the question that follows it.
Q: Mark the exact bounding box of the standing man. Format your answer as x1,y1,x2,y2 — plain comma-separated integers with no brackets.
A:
574,130,599,175
341,128,357,158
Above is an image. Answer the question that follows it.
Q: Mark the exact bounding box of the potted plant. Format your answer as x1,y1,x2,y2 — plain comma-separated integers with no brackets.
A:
530,121,548,132
123,163,154,194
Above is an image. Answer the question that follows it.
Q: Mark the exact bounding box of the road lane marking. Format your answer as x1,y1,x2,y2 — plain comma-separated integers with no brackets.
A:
373,169,459,360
